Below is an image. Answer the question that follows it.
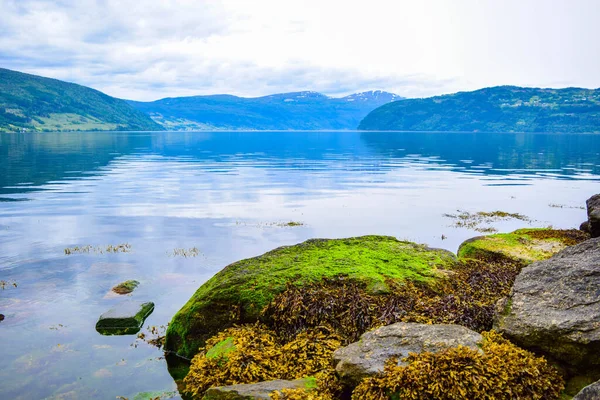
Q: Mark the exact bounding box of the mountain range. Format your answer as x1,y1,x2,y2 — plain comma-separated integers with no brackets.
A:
1,67,599,133
359,86,600,133
0,67,401,132
128,90,403,130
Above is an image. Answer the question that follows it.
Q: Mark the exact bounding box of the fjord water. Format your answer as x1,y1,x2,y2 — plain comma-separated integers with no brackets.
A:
0,131,599,399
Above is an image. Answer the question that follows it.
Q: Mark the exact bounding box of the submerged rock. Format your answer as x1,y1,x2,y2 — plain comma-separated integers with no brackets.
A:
457,228,589,264
203,378,315,400
96,300,154,335
573,380,600,400
111,280,140,295
587,194,600,238
333,322,482,385
495,237,600,368
165,236,457,360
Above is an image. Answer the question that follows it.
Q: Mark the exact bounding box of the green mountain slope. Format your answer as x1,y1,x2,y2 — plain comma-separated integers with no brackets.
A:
0,68,163,132
128,90,403,130
358,86,600,133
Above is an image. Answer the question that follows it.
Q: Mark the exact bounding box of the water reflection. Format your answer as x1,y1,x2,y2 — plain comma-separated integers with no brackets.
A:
0,131,598,399
1,131,599,201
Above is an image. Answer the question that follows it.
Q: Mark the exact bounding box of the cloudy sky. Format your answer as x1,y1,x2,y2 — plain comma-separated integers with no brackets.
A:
1,0,599,101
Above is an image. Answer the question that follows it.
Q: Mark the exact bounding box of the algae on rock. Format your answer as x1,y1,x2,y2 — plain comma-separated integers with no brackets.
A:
111,280,140,295
457,228,589,264
165,236,457,360
96,301,154,335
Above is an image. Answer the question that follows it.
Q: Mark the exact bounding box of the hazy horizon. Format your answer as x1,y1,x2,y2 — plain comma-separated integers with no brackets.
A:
1,0,599,101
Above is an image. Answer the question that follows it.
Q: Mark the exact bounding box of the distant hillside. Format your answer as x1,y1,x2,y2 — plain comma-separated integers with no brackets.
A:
359,86,600,133
0,68,163,132
129,90,403,130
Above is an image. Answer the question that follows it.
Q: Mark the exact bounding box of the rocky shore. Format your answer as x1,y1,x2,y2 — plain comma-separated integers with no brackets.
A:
164,194,600,399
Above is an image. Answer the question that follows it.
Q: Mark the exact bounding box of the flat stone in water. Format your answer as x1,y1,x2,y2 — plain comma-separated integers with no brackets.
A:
204,378,315,399
96,300,154,335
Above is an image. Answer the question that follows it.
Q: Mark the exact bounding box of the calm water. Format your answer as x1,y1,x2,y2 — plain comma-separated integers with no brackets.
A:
0,131,599,399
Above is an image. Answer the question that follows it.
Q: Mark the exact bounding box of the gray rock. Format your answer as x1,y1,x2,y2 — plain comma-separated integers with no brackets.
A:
587,194,600,238
333,322,482,385
495,237,600,368
96,300,154,335
573,379,600,400
580,220,591,234
204,378,314,399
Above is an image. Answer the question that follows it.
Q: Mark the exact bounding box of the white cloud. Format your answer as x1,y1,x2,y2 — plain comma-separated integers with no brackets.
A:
0,0,598,100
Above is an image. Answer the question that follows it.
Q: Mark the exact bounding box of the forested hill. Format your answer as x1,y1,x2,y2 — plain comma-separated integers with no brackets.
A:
128,91,403,130
0,68,163,132
358,86,600,133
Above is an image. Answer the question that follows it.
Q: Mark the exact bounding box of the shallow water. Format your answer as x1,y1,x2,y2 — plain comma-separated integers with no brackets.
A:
0,130,599,399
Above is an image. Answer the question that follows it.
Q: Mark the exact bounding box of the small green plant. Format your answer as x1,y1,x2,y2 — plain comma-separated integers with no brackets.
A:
278,221,305,227
444,210,532,233
0,280,17,289
169,247,201,258
64,243,131,255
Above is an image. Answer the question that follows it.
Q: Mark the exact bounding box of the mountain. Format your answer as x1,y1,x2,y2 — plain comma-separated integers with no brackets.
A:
128,90,403,130
358,86,600,133
0,68,163,132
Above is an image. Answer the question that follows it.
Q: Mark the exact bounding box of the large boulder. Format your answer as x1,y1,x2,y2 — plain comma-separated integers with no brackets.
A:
495,237,600,368
203,378,315,399
332,322,482,386
573,380,600,400
457,228,589,264
165,236,457,360
587,194,600,238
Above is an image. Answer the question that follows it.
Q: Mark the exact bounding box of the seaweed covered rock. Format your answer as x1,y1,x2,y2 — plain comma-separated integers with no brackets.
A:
495,237,600,368
333,322,482,386
457,228,589,264
352,331,564,400
264,257,522,344
204,378,315,400
573,379,600,400
166,236,457,359
182,324,341,398
587,194,600,238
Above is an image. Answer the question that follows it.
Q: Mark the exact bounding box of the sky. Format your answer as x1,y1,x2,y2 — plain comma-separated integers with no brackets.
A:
1,0,599,101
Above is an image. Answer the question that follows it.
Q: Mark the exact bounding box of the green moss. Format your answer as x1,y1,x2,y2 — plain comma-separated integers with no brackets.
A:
205,337,236,360
96,301,154,336
457,228,589,264
166,236,457,360
112,280,140,295
304,376,317,389
504,298,513,315
561,374,600,399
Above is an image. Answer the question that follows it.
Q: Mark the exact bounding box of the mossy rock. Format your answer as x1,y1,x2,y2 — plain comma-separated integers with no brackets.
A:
112,280,140,295
165,236,457,360
457,228,589,264
96,301,154,335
